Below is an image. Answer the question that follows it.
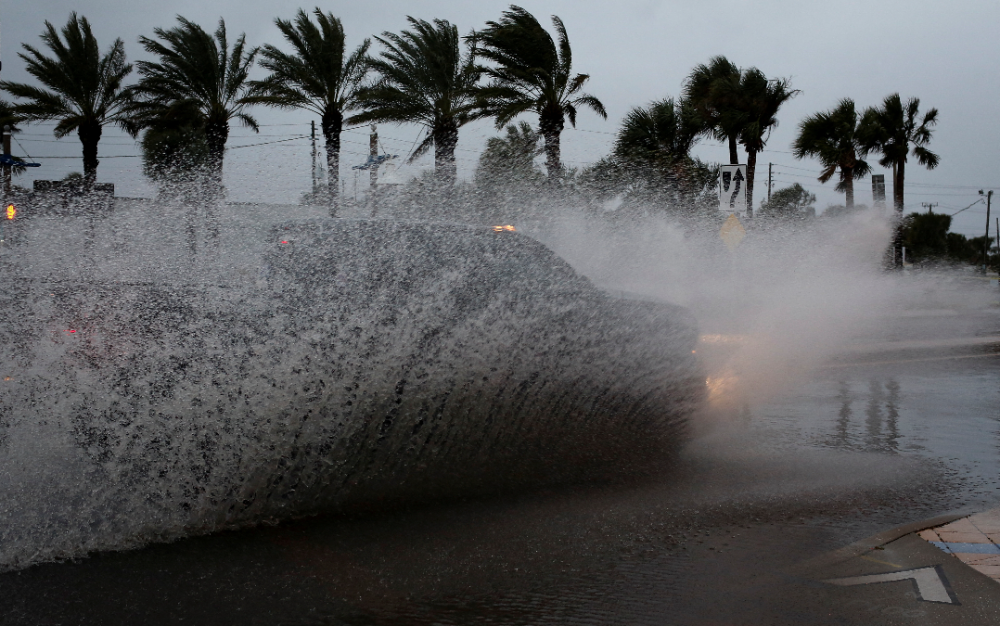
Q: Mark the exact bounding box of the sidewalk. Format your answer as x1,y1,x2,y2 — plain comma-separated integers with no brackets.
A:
918,508,1000,584
794,507,1000,625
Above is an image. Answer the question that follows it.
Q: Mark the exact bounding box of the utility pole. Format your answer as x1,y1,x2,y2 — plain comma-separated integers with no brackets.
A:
921,202,938,214
981,190,993,273
310,120,317,196
768,162,772,204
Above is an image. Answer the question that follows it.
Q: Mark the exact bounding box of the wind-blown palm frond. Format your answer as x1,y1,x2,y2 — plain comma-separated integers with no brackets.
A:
792,99,871,208
858,93,939,213
693,61,796,211
681,56,742,164
0,12,133,186
125,16,258,186
607,98,706,196
246,8,370,212
475,5,606,178
349,17,480,184
475,121,544,188
732,70,797,152
614,98,698,163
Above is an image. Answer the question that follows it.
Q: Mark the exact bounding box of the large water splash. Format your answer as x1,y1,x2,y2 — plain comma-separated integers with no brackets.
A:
0,203,701,570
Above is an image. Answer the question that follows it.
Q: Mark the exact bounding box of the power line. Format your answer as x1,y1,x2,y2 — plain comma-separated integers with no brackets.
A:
227,135,310,149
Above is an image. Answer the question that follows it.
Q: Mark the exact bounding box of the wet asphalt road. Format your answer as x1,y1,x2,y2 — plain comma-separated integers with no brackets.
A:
1,276,999,625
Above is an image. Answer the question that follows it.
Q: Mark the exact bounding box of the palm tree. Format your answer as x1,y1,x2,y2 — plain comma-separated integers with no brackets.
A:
475,5,607,180
792,99,871,209
247,8,370,215
613,98,699,165
349,17,479,185
475,120,544,187
725,68,798,212
611,97,705,193
126,16,259,195
0,12,133,189
859,93,939,214
682,56,742,164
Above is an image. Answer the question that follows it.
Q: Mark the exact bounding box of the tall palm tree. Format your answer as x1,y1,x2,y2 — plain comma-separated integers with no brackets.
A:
613,98,699,165
792,99,871,209
126,16,259,195
858,93,939,214
612,97,704,193
475,120,544,187
727,68,798,211
0,13,133,189
349,17,479,185
475,5,606,180
247,8,370,215
682,56,742,164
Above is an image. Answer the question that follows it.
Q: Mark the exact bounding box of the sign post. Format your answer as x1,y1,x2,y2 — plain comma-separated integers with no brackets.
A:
719,164,748,217
719,213,746,251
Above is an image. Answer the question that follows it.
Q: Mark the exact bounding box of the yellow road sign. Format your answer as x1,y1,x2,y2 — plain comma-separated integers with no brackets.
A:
719,213,746,250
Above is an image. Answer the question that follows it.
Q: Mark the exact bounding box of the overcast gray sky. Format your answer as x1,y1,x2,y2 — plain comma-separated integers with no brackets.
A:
2,0,998,235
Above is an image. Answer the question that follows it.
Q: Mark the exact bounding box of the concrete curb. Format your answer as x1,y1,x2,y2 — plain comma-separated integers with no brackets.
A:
795,513,966,572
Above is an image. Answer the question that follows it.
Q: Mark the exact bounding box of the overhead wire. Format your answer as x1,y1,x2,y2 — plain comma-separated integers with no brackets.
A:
14,120,993,199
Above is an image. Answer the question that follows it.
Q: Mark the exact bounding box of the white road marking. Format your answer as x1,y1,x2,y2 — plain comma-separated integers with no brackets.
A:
823,566,957,604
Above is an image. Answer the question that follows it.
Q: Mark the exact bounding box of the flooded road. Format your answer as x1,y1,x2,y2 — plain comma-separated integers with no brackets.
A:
1,204,997,625
1,290,997,625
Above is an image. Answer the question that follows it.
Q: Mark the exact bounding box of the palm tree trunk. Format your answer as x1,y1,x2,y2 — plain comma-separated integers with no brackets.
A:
843,166,854,209
204,118,229,240
322,109,343,217
205,119,229,195
894,160,905,213
433,119,458,185
891,160,905,268
540,107,564,180
78,121,102,193
728,135,739,165
746,148,757,217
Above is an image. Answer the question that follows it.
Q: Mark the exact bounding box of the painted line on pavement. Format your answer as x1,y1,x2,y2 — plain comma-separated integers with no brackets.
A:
930,541,1000,555
823,565,959,604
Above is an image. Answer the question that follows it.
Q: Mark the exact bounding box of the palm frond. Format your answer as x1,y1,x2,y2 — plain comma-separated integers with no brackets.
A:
571,93,606,120
351,17,479,134
0,11,134,182
912,145,939,169
130,16,259,137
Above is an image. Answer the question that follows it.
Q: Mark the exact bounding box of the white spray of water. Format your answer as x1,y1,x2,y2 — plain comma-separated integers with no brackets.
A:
0,181,991,571
533,206,912,407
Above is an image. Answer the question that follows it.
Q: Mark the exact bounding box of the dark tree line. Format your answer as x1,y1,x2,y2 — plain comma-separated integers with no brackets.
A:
0,8,941,252
0,6,606,207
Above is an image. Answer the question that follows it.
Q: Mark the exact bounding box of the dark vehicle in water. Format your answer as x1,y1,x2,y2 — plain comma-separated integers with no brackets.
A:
0,217,701,565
